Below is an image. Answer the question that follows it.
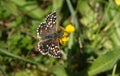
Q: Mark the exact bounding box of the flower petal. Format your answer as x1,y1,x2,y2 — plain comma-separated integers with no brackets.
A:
65,24,75,33
115,0,120,5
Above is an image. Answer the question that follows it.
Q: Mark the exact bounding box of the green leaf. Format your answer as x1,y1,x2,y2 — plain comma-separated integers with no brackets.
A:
21,5,44,19
0,49,38,65
76,0,92,16
52,65,67,76
111,15,120,47
53,0,64,11
11,0,27,6
88,48,120,76
11,0,44,19
1,1,19,16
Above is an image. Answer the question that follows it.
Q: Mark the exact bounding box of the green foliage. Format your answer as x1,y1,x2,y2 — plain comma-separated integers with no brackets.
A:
88,48,120,76
0,0,120,76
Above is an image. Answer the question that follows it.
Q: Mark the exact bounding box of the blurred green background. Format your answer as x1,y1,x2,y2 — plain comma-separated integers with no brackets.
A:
0,0,120,76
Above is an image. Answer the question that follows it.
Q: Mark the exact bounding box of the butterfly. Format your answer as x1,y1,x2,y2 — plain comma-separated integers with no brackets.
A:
37,12,63,58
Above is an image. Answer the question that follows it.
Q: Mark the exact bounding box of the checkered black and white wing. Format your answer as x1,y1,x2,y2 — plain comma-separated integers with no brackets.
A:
37,22,48,37
47,39,61,58
46,12,56,30
38,39,62,58
37,12,56,37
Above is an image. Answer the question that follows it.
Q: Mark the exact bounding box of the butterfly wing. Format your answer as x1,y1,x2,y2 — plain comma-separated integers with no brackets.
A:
46,12,56,30
47,39,62,58
37,12,56,37
38,39,49,55
38,39,62,58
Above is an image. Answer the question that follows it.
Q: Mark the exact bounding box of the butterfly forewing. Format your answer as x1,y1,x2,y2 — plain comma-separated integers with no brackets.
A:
37,23,48,37
46,12,56,30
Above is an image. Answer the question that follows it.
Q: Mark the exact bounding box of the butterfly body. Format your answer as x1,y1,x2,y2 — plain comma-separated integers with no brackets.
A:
37,12,62,58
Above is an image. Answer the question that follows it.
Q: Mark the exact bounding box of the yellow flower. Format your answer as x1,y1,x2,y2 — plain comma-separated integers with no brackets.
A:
60,37,69,45
115,0,120,5
65,24,75,33
59,24,75,45
63,32,69,36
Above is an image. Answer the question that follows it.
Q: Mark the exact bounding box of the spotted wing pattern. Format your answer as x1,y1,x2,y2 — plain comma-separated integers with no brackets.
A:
37,12,62,58
37,12,56,37
46,12,56,29
38,39,62,58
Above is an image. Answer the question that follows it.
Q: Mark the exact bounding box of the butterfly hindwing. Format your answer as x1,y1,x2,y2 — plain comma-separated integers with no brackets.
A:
38,39,49,55
38,39,61,58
